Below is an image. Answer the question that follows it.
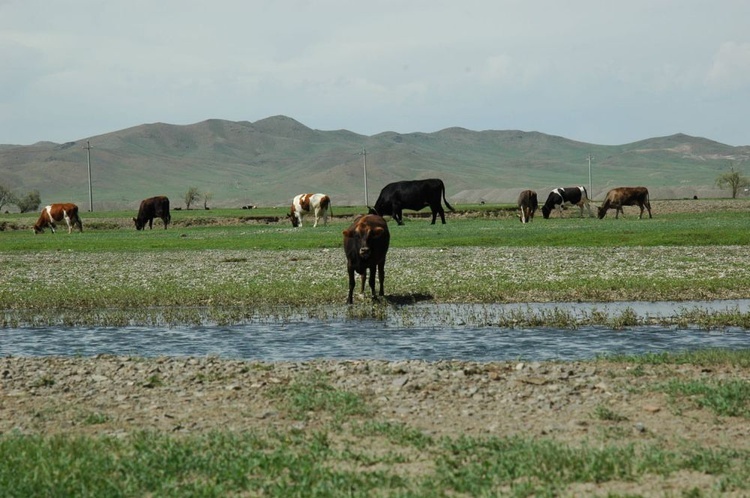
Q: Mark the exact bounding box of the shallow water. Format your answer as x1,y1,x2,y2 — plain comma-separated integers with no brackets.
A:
3,318,750,362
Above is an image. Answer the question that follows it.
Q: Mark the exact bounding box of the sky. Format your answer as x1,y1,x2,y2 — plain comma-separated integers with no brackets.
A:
2,0,750,147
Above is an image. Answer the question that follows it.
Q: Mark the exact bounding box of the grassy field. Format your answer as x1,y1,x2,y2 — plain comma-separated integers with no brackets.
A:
3,199,750,326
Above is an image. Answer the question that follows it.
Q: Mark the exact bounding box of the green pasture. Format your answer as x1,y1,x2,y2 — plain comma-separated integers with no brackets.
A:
2,202,750,252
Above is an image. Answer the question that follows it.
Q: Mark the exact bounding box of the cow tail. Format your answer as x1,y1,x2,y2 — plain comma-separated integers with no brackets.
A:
442,183,455,212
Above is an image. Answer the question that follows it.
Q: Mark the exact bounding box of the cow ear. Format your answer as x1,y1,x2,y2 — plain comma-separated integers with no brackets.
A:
342,229,352,237
371,227,384,237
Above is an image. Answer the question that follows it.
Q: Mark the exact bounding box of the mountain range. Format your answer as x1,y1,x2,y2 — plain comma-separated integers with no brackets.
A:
2,115,748,210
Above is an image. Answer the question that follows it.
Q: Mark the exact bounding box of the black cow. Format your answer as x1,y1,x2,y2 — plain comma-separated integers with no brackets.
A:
517,189,538,223
598,186,652,219
369,178,455,225
541,186,592,219
133,195,171,230
343,214,390,304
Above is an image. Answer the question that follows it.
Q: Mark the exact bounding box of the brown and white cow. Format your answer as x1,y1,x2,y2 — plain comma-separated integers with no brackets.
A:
288,193,331,227
33,203,83,234
343,214,390,304
517,189,538,223
133,195,171,230
541,186,592,219
598,187,652,219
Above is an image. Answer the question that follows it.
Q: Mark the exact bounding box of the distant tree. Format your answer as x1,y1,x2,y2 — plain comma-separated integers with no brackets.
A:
16,190,42,213
184,187,201,209
715,163,749,198
0,184,16,211
203,191,212,210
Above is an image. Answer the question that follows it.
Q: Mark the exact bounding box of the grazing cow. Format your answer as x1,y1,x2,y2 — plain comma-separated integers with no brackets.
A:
598,186,652,219
33,203,83,234
343,214,390,304
288,193,331,227
541,186,592,219
369,178,455,225
517,189,538,223
133,195,171,230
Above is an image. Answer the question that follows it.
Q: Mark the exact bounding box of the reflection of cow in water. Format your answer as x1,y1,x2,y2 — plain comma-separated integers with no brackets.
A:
598,187,652,219
133,196,171,230
517,190,538,223
541,186,592,219
33,203,83,234
343,214,390,304
370,179,454,225
288,193,331,227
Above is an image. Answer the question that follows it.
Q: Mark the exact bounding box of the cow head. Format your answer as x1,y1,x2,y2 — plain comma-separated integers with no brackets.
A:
597,205,608,219
133,217,145,230
541,205,552,219
367,206,379,216
287,212,300,227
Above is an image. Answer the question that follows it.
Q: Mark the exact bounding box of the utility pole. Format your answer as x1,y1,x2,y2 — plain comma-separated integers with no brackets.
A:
82,140,94,212
360,147,368,207
586,153,593,199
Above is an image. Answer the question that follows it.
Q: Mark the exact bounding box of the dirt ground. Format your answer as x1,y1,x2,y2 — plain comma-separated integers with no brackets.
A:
2,356,747,447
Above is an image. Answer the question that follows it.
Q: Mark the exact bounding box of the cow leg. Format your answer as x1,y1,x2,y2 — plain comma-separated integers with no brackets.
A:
435,205,446,224
149,218,153,229
394,208,404,226
646,202,652,219
367,266,377,298
377,260,385,297
49,222,57,234
347,267,356,304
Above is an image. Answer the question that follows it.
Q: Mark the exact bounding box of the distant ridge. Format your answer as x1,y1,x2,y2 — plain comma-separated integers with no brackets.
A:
1,116,748,210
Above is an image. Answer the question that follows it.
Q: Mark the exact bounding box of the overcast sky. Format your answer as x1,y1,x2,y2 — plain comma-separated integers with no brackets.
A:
2,0,749,146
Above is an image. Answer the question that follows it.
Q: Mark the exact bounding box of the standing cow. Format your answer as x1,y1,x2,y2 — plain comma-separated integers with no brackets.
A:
33,203,83,234
369,178,455,225
541,186,592,219
133,195,171,230
598,187,652,219
288,193,331,227
517,189,538,223
343,214,390,304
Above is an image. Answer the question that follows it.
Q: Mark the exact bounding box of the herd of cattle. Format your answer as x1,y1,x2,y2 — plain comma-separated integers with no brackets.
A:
32,180,652,303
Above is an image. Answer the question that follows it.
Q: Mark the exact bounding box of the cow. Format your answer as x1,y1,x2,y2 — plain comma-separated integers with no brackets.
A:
598,186,652,219
288,193,331,227
133,195,171,230
33,203,83,234
541,186,592,219
369,178,455,225
517,189,538,223
343,214,390,304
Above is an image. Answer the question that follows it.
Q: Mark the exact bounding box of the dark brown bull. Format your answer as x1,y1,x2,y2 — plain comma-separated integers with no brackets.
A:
343,214,390,304
517,189,538,223
133,196,171,230
33,203,83,234
597,187,652,219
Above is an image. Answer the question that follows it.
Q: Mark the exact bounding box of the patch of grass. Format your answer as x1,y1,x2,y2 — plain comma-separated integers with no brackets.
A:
662,379,750,418
602,349,750,368
592,404,629,422
267,371,372,422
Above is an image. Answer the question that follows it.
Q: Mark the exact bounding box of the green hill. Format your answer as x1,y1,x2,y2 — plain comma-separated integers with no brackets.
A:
2,116,748,210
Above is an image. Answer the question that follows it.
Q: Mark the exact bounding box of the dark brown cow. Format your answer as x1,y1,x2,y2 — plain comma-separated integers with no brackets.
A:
517,189,538,223
598,187,652,219
133,196,171,230
33,203,83,234
343,214,390,304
